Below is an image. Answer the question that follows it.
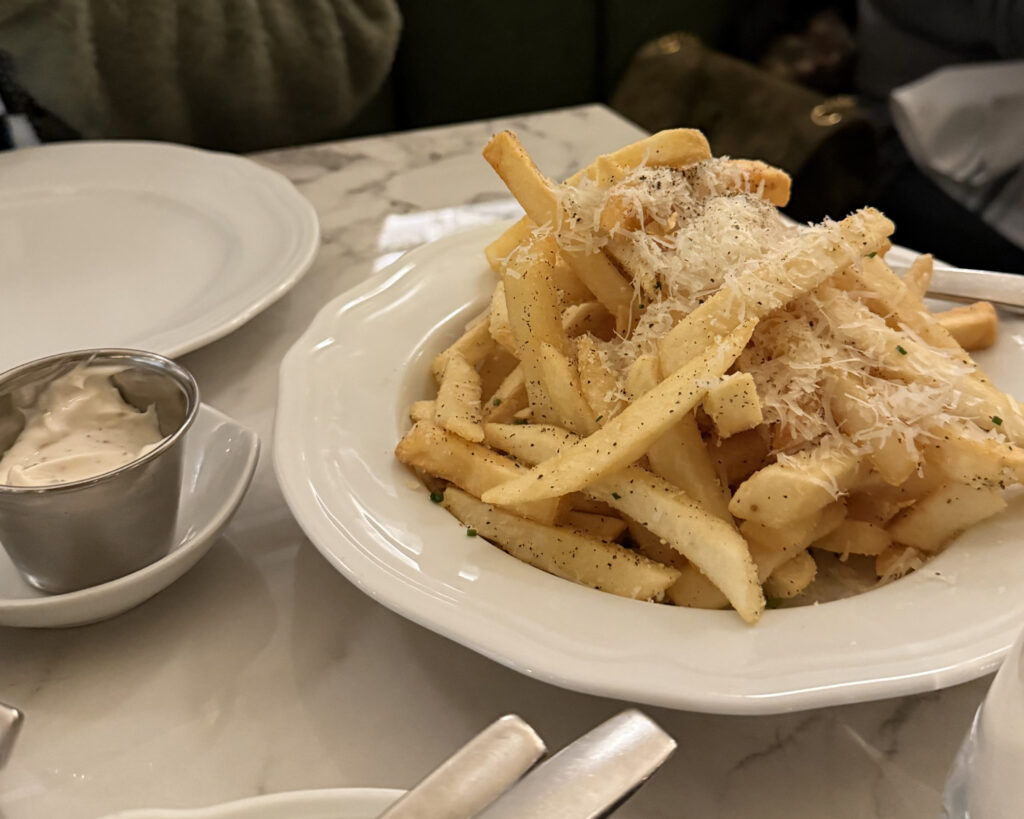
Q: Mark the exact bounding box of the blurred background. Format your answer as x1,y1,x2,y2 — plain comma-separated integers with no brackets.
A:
2,0,1022,270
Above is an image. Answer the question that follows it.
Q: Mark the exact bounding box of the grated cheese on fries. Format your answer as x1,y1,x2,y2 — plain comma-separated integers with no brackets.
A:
395,128,1023,623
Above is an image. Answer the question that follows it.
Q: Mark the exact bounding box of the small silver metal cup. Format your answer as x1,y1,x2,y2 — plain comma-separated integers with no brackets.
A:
0,350,199,593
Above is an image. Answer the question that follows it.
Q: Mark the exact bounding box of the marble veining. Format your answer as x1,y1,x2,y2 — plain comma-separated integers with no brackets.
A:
0,105,994,818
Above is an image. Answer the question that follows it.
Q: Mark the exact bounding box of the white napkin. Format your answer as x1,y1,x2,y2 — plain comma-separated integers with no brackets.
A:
890,61,1024,250
890,61,1024,187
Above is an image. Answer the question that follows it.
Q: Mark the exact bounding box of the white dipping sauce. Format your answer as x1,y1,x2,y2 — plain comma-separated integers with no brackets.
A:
0,366,165,487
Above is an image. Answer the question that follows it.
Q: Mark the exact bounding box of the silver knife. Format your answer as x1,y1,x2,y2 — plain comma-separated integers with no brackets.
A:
0,702,23,769
475,709,676,819
890,264,1024,313
377,714,545,819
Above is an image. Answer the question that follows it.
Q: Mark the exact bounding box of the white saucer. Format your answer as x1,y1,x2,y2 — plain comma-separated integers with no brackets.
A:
0,141,320,372
0,404,259,628
102,788,404,818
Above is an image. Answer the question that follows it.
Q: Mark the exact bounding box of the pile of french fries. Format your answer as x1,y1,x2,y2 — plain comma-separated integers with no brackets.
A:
395,128,1024,624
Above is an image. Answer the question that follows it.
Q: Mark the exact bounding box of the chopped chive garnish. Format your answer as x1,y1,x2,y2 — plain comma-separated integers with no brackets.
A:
866,251,877,258
611,492,622,500
492,397,502,407
896,345,907,355
992,416,1004,426
429,491,444,504
466,528,478,537
513,418,528,425
595,415,603,422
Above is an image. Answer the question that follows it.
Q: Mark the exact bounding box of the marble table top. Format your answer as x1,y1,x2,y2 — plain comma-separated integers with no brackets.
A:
0,105,991,818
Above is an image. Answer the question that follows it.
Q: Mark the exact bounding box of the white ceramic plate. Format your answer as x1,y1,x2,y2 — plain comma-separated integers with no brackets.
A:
103,788,404,819
0,142,319,372
0,404,259,628
275,222,1024,715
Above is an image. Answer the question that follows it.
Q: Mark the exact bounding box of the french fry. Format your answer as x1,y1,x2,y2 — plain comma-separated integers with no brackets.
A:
664,569,733,610
409,400,435,423
550,260,594,304
925,428,1024,486
901,253,933,300
742,502,845,581
626,518,683,566
841,256,958,352
702,372,763,438
565,511,628,542
434,352,484,442
483,422,764,621
622,324,732,526
566,128,712,185
568,495,618,516
887,482,1008,552
483,131,635,332
838,258,1024,442
626,518,742,611
811,519,891,558
623,354,661,402
843,490,908,526
485,217,533,274
536,342,598,435
828,371,918,486
503,236,566,419
431,311,495,382
935,301,998,351
575,335,626,423
725,159,792,207
562,301,616,340
763,550,817,599
671,501,843,612
710,428,770,487
488,281,518,353
592,470,763,622
482,320,756,505
659,208,894,374
478,346,519,400
876,544,925,580
818,284,1024,441
636,523,741,611
442,487,679,600
647,413,734,522
729,443,861,527
483,365,527,423
395,422,560,524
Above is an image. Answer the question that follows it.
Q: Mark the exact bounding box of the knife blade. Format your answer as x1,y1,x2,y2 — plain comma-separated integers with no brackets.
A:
889,263,1024,313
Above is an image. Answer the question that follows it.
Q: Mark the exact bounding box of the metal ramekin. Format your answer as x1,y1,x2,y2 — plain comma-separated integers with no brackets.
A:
0,349,199,593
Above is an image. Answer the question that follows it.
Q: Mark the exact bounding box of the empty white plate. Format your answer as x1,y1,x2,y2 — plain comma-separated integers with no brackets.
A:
0,141,319,372
0,404,259,628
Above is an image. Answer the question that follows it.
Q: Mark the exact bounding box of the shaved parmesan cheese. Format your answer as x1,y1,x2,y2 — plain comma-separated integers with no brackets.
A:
501,150,1006,466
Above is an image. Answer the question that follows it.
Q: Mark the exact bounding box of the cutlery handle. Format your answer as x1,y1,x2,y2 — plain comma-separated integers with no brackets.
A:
0,703,23,768
377,714,545,819
908,265,1024,314
475,709,676,819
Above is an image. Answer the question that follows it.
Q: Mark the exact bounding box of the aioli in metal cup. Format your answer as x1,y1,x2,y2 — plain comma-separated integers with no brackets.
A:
0,349,199,593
